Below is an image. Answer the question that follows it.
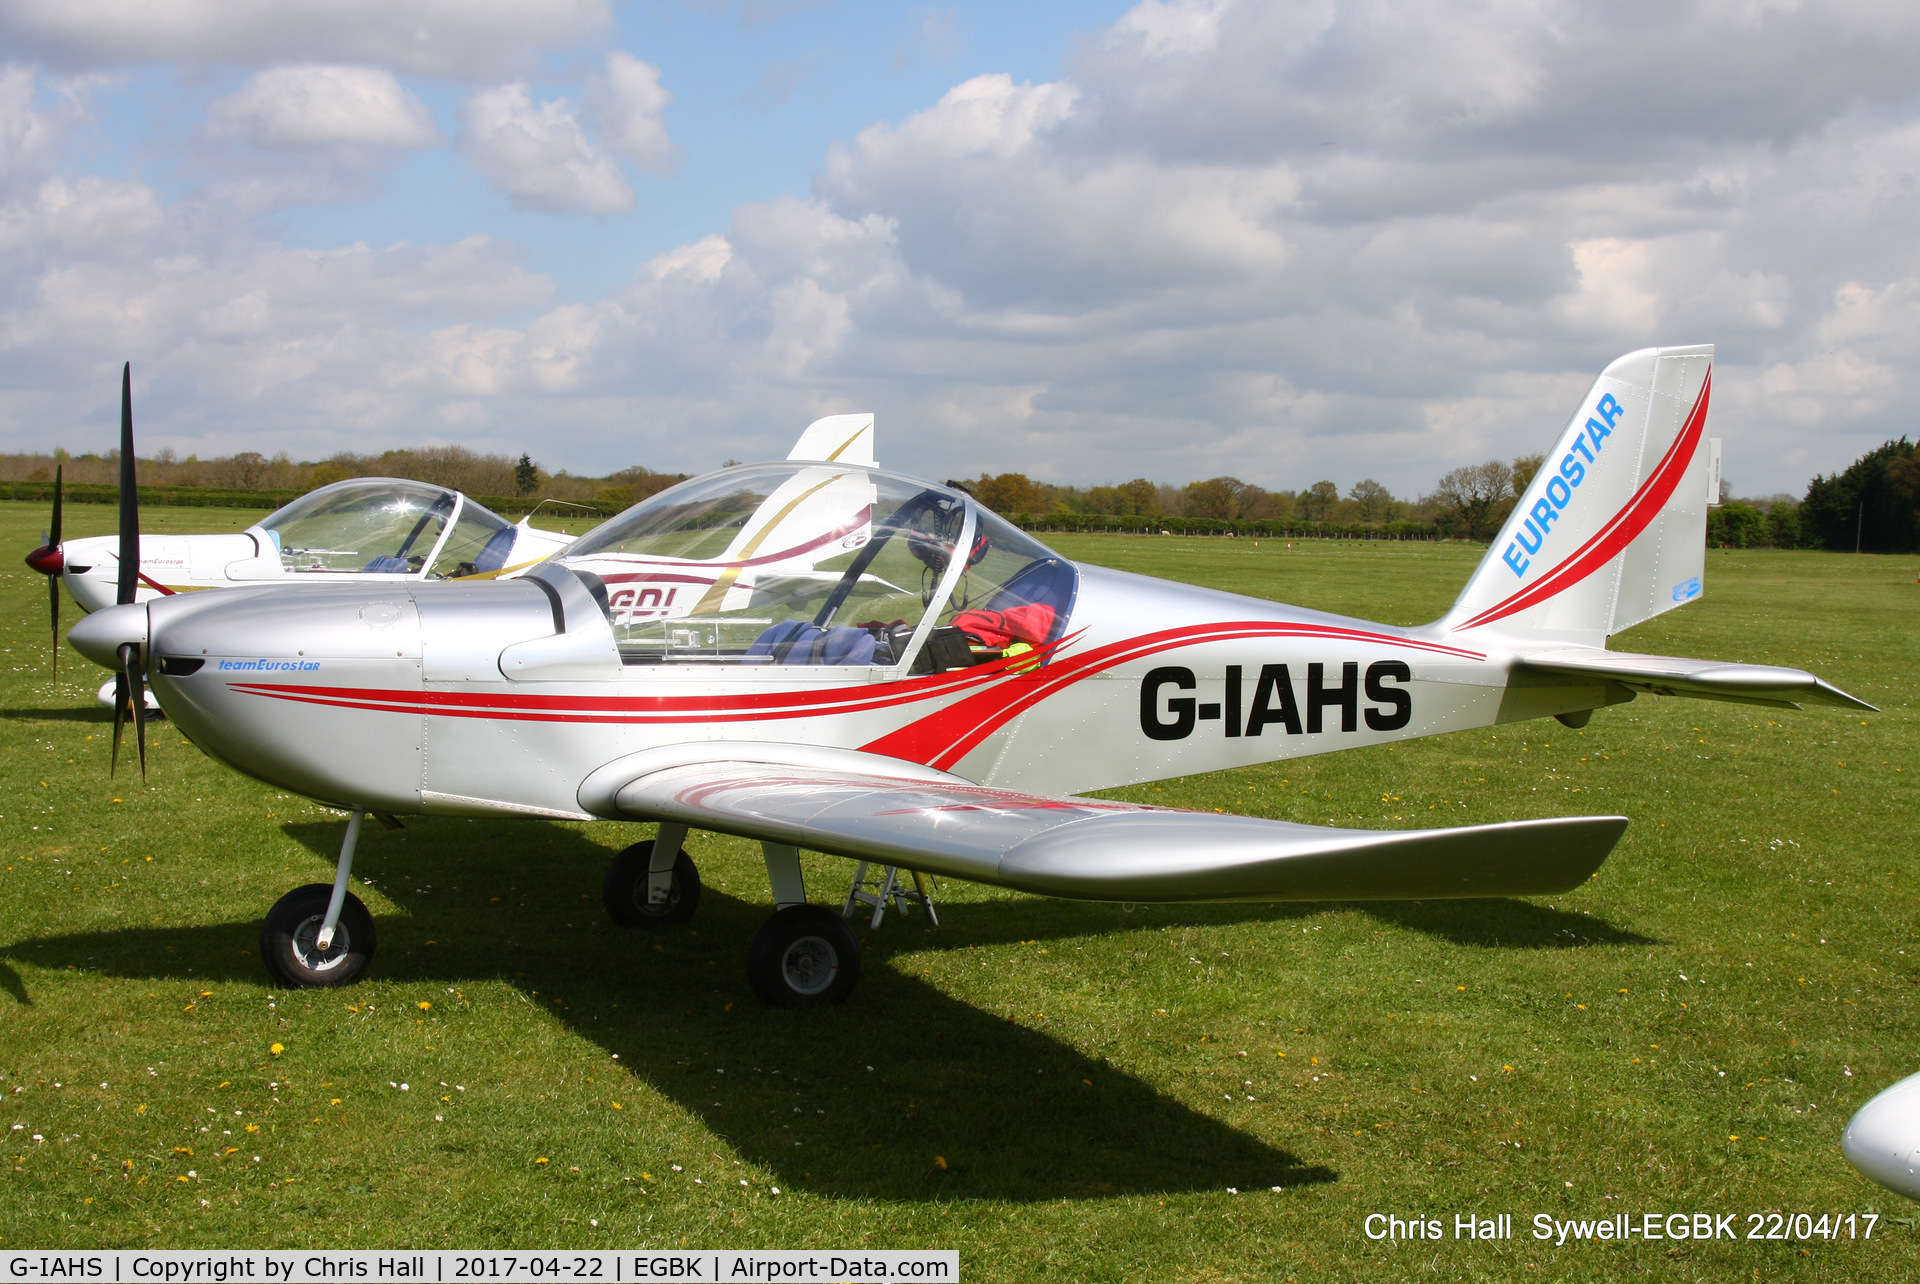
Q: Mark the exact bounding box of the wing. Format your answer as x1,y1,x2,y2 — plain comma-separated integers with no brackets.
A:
594,749,1627,903
1516,647,1875,711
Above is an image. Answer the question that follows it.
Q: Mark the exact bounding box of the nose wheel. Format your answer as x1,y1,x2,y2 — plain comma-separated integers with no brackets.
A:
260,884,376,988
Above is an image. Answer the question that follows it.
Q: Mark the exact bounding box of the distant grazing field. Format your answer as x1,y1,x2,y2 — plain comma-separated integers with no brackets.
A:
1,501,1916,1281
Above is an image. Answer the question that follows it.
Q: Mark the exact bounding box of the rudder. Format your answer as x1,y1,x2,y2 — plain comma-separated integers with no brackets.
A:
1440,345,1716,648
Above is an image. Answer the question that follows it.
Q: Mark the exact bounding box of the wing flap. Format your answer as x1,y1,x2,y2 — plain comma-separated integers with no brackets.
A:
1516,647,1875,712
612,761,1626,903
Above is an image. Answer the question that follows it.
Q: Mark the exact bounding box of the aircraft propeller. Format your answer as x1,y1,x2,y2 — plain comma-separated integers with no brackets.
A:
107,363,148,779
21,464,64,676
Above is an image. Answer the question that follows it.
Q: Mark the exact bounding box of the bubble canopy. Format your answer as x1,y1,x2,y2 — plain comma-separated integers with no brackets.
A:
256,477,514,579
558,462,1077,667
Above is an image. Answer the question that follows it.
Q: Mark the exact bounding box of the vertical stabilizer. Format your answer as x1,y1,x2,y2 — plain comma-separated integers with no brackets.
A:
1440,345,1714,648
788,414,876,467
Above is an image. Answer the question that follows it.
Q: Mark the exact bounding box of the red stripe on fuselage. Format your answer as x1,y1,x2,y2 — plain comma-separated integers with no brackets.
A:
223,640,1066,724
221,621,1479,745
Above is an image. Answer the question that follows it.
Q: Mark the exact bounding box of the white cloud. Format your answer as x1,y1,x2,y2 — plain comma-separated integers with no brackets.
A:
461,82,632,215
208,66,439,148
9,2,1920,496
587,51,679,174
0,65,61,188
0,0,609,79
1107,0,1231,58
0,63,103,199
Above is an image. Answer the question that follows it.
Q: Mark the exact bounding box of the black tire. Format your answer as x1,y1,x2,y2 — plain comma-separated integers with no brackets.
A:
260,884,376,989
747,905,861,1007
602,840,701,928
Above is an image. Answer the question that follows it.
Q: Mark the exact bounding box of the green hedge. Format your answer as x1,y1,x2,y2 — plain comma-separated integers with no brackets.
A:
1005,511,1452,540
0,480,301,509
0,480,620,519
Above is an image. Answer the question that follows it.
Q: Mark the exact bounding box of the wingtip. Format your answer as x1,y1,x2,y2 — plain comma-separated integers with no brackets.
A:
1814,680,1878,713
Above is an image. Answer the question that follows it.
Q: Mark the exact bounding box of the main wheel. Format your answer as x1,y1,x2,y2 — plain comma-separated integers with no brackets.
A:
603,840,701,928
260,884,376,988
747,905,861,1007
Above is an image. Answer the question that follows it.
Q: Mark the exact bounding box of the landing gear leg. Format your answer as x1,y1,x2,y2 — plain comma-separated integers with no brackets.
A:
260,809,376,988
747,843,861,1007
316,809,362,952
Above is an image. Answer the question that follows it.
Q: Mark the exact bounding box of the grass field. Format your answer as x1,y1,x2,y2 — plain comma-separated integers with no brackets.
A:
1,501,1916,1281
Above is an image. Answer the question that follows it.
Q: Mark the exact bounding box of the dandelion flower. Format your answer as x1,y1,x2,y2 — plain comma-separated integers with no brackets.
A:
535,1158,549,1165
418,1001,431,1011
269,1043,284,1055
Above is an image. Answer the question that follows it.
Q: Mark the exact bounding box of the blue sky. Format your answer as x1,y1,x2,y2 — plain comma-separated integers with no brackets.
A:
66,4,1131,307
247,3,1130,303
4,2,1920,497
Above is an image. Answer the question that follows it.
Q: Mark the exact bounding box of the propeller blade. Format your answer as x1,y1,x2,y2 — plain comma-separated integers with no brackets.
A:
110,642,148,780
110,646,131,777
128,646,149,781
116,363,139,608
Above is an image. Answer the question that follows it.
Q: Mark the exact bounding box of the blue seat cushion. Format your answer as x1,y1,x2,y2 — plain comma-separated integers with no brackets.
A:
748,621,877,664
474,526,517,572
362,555,411,573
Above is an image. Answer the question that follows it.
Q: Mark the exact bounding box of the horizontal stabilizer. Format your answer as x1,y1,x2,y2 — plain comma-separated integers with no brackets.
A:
1516,647,1875,712
608,757,1627,903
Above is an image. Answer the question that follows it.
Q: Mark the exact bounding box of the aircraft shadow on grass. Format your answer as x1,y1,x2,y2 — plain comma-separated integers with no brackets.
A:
0,814,1652,1202
0,706,116,723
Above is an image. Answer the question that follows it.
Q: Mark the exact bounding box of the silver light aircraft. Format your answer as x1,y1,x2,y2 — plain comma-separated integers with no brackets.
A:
33,475,574,613
21,369,574,709
66,345,1872,1006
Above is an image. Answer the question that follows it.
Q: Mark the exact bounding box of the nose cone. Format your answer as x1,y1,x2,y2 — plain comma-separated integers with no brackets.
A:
24,544,63,575
68,602,147,668
1842,1070,1920,1201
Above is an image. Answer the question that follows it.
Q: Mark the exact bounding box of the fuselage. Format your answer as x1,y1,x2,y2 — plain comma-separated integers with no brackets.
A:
121,562,1587,818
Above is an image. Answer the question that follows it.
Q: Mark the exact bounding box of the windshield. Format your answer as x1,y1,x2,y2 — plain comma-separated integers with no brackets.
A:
258,478,463,576
430,502,516,578
561,463,1074,667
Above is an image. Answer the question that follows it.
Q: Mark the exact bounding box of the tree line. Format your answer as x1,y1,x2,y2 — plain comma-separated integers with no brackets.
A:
962,456,1553,540
4,436,1914,552
970,437,1920,553
0,445,686,514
